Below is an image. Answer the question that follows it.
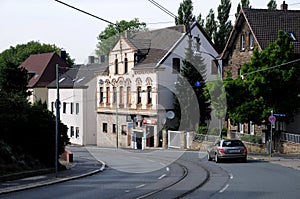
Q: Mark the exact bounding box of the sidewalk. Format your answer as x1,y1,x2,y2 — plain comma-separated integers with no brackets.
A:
0,145,105,195
248,153,300,171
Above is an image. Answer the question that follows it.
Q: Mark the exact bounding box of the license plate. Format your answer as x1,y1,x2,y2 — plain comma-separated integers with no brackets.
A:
229,149,240,153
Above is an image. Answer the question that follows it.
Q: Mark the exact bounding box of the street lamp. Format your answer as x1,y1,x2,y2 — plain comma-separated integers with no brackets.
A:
99,79,119,149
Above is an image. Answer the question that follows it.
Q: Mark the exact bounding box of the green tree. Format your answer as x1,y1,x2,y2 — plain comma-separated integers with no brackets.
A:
267,0,277,10
224,30,300,125
173,35,210,131
196,13,205,27
214,0,232,53
205,9,217,42
235,0,250,18
95,18,147,59
175,0,196,26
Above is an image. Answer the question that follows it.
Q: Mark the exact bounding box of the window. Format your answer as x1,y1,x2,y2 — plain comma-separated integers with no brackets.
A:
113,87,117,104
239,123,244,133
147,86,152,104
102,123,107,133
63,102,67,113
250,121,255,135
119,86,124,105
100,87,104,103
121,125,127,135
70,126,74,137
75,127,79,138
137,86,142,104
115,56,118,74
76,103,79,114
106,87,110,104
113,124,117,133
124,57,128,74
240,34,245,51
211,60,218,75
70,102,73,114
249,33,254,50
172,58,180,73
288,32,297,41
127,87,131,106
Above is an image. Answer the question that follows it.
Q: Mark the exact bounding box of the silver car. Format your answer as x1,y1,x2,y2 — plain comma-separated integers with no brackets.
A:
207,139,247,163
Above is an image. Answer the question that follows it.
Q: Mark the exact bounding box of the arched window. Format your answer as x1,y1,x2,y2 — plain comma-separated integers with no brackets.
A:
115,55,118,74
124,53,128,74
240,34,245,51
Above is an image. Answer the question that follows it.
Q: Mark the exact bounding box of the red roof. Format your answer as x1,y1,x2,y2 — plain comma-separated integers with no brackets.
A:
20,52,68,87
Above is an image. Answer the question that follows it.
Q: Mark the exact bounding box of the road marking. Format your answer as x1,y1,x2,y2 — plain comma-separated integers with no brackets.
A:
219,184,229,193
136,184,146,189
125,190,130,193
166,167,170,172
229,173,233,179
158,174,166,179
160,162,166,166
146,159,155,162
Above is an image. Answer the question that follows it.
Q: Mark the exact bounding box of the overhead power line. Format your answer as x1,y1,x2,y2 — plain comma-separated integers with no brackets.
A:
54,0,116,25
148,0,177,19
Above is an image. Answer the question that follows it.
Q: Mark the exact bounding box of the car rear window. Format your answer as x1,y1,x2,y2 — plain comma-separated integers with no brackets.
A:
222,140,244,147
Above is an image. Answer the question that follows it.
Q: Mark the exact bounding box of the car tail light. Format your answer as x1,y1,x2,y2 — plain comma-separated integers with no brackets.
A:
243,148,247,153
218,148,225,154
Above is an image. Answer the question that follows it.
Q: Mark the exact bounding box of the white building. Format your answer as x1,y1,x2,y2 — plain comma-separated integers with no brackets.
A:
48,61,107,145
96,22,220,149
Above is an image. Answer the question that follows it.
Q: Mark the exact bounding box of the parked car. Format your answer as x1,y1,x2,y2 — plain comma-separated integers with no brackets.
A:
207,139,247,163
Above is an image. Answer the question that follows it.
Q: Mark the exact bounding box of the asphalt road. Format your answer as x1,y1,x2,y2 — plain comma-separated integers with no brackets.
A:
1,147,300,199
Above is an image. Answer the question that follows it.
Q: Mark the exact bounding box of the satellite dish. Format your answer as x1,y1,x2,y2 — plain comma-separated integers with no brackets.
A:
166,111,175,119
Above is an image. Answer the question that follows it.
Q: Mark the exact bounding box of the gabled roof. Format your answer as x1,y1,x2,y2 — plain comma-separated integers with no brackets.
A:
127,25,186,68
20,52,69,87
47,62,108,88
221,8,300,59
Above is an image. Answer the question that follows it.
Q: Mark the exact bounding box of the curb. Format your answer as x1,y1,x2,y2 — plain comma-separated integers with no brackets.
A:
0,160,106,195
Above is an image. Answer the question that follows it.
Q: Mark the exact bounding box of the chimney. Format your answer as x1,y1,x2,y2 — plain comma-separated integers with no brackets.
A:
281,1,288,10
99,55,105,64
59,50,66,62
88,56,95,64
124,30,131,38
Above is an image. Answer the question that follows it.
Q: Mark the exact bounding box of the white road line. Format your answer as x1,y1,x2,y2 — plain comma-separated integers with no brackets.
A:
158,174,166,179
166,167,170,172
160,162,166,166
136,184,146,189
146,159,155,162
125,190,130,193
229,173,233,179
219,184,229,193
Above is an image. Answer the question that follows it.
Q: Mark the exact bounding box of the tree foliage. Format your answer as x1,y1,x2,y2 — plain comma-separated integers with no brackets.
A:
224,30,300,125
235,0,250,18
214,0,232,53
173,36,210,131
267,0,277,10
175,0,195,26
95,18,147,58
205,9,217,42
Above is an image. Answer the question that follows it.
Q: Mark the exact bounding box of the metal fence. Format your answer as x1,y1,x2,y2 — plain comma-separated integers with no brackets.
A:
281,132,300,144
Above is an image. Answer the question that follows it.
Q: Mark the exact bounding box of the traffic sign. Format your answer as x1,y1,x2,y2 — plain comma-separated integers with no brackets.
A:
274,113,286,117
269,115,276,123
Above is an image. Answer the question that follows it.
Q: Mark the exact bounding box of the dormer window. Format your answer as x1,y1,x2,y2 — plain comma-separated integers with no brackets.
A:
249,33,254,50
240,34,245,51
288,32,297,41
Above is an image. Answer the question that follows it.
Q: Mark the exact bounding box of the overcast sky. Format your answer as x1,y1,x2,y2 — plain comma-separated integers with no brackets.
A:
1,0,299,64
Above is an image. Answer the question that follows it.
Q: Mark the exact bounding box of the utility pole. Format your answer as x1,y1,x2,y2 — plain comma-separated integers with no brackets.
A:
55,64,60,177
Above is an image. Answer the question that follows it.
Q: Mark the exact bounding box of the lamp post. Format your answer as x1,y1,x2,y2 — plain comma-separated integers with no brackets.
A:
99,79,119,149
55,64,60,177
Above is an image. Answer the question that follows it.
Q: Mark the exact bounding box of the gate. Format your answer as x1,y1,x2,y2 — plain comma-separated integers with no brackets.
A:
168,131,182,149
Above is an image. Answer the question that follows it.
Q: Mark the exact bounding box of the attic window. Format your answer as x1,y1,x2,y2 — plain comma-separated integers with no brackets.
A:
249,33,254,50
240,34,245,51
288,32,297,41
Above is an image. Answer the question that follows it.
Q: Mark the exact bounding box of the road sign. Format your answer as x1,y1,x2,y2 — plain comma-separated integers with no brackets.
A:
274,113,286,117
269,115,276,123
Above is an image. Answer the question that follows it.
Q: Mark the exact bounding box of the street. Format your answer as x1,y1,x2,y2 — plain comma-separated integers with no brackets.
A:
1,146,300,199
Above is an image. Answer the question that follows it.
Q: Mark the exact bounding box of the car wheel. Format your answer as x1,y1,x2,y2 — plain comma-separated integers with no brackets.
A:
215,154,221,163
208,153,212,161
